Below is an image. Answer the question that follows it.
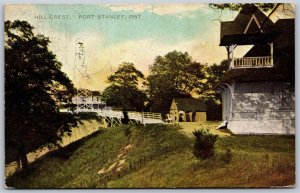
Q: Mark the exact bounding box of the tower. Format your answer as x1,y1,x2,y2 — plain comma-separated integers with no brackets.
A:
73,38,92,111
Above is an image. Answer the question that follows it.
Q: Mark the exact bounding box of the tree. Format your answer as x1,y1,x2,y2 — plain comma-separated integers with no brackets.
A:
147,50,206,114
206,59,229,94
102,62,147,111
204,60,229,120
209,3,283,32
209,3,276,11
5,20,77,169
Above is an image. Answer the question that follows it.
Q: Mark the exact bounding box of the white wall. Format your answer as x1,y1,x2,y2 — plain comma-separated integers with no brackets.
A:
169,100,178,122
222,82,295,134
222,87,231,121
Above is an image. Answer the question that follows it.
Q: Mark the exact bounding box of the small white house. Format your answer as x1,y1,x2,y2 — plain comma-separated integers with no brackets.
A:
72,90,107,111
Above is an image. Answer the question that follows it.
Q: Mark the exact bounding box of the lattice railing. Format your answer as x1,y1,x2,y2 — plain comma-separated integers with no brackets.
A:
233,56,273,68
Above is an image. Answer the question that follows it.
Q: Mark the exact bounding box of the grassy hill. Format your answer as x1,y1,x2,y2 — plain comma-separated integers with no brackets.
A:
6,123,295,188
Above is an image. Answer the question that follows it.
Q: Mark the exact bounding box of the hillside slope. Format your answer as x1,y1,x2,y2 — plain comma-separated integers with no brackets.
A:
6,124,295,188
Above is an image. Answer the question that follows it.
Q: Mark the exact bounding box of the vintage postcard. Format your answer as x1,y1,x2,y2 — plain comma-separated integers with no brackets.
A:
4,3,295,188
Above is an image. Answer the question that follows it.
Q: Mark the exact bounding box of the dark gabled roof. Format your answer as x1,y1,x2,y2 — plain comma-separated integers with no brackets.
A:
220,4,278,46
91,91,101,96
220,21,243,42
220,18,295,84
218,4,295,84
173,98,206,112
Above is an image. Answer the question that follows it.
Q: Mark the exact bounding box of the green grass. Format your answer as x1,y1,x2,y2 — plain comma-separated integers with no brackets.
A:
6,123,295,188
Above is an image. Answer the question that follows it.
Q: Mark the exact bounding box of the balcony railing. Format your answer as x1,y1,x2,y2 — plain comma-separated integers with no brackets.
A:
233,56,273,68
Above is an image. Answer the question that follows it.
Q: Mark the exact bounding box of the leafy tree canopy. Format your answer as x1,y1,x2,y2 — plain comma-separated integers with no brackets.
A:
203,60,229,120
5,20,77,168
205,59,229,95
209,3,276,11
102,62,147,111
147,50,206,114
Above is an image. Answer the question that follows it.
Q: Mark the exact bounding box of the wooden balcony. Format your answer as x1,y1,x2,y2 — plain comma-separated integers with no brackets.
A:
233,56,273,68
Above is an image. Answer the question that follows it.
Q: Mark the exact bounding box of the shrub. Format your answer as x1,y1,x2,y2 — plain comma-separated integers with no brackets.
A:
124,126,131,139
192,129,218,159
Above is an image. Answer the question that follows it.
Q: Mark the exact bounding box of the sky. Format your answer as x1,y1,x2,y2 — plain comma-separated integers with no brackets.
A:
4,3,295,91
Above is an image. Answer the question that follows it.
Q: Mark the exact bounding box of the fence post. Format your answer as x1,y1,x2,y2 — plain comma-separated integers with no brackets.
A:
142,111,145,126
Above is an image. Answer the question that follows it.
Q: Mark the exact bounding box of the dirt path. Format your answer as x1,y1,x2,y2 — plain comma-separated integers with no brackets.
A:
98,144,133,175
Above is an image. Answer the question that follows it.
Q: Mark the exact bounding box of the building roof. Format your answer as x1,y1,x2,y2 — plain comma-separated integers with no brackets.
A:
219,18,295,84
173,98,206,112
91,91,101,96
220,67,294,83
218,3,295,84
220,4,278,46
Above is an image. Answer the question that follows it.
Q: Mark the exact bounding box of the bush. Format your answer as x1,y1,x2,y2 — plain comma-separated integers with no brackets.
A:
124,126,131,139
192,129,218,159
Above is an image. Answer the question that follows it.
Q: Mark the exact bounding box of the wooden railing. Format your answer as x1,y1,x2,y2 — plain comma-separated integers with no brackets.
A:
142,112,162,119
233,56,273,68
96,110,162,120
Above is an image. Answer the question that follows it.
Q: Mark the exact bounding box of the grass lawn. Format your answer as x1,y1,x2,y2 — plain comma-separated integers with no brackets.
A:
6,122,295,188
176,121,231,137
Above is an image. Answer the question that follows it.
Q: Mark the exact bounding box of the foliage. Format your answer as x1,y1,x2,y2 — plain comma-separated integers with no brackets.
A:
102,62,147,111
209,3,276,11
147,50,206,113
203,60,229,120
206,60,229,92
204,97,222,121
146,51,229,118
192,129,218,159
6,124,192,188
208,3,281,35
5,20,77,168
